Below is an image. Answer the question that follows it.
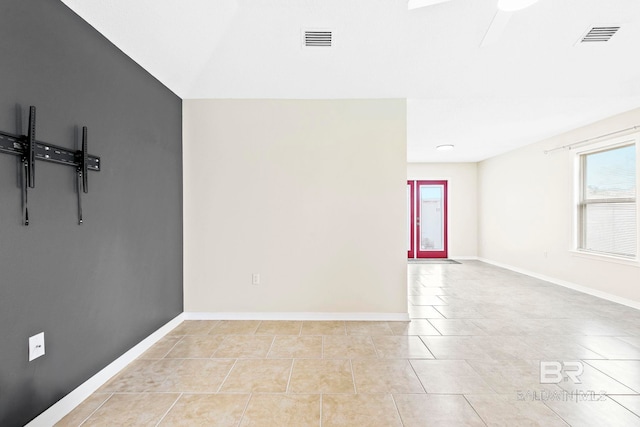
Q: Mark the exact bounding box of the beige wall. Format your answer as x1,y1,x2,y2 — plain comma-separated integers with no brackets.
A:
478,107,640,304
407,163,478,258
183,99,408,316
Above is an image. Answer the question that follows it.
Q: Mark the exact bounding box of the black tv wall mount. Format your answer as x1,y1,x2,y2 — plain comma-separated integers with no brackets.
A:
0,106,101,225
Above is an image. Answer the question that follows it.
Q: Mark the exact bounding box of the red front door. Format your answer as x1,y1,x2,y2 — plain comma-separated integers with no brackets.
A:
408,180,448,259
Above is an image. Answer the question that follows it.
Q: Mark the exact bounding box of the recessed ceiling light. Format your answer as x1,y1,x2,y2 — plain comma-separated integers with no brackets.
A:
497,0,539,12
436,144,455,151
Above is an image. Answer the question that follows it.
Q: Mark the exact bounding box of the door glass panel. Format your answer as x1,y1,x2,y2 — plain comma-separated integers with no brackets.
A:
420,185,444,251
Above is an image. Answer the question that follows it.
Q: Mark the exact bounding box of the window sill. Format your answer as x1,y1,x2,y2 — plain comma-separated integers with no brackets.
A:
569,250,640,267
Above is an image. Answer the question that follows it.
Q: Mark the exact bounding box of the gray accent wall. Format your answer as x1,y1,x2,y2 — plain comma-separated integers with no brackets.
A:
0,1,183,425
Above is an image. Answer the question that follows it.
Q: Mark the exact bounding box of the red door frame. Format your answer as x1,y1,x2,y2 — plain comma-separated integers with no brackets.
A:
415,180,448,259
407,181,415,258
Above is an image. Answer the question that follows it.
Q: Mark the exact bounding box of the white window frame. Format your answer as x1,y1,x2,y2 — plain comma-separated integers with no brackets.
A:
572,134,639,264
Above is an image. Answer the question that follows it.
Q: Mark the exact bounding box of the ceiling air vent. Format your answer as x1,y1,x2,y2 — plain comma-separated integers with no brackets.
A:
303,30,332,47
580,26,620,43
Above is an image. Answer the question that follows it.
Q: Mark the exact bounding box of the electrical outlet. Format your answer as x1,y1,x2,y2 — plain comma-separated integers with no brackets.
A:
252,273,260,285
29,332,45,361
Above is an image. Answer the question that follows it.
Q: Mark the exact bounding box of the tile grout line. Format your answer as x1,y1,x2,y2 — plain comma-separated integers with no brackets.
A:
390,394,406,427
217,359,239,393
211,335,231,358
204,320,220,335
370,336,381,359
154,392,182,427
319,393,323,427
94,391,187,395
539,397,572,427
159,335,184,359
433,306,449,319
462,394,489,427
435,295,447,305
251,320,262,335
606,395,640,420
265,335,277,358
207,335,224,358
417,335,437,360
349,359,358,394
407,359,428,394
76,392,114,426
236,393,253,427
463,358,500,395
285,358,296,393
426,318,443,336
580,359,639,393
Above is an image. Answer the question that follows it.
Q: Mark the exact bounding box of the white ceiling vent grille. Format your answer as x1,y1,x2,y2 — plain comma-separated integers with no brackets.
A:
580,26,620,43
304,30,332,47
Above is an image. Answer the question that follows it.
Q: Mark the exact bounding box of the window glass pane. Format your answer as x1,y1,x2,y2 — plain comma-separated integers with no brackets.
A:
580,143,637,257
585,144,636,200
584,202,637,257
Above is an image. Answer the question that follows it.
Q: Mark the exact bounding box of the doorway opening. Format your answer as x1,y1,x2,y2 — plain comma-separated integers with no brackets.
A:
407,180,448,259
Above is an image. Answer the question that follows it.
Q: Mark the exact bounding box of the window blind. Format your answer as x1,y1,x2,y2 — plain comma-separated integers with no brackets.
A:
580,144,637,257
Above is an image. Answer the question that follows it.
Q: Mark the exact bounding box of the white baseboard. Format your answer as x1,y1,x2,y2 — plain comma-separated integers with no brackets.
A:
26,313,185,427
184,312,411,321
478,257,640,311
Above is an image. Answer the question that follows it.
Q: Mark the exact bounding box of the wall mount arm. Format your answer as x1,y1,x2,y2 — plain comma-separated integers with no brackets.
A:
0,106,101,225
76,126,89,224
26,106,36,188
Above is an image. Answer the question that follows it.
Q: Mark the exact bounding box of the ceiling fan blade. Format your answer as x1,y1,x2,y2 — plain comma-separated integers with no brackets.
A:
408,0,456,11
480,9,512,46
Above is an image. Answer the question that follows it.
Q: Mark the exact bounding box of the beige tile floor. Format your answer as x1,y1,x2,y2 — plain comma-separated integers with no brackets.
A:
56,261,640,426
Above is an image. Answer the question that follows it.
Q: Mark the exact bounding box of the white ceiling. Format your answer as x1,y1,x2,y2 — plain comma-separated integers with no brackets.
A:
61,0,640,162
